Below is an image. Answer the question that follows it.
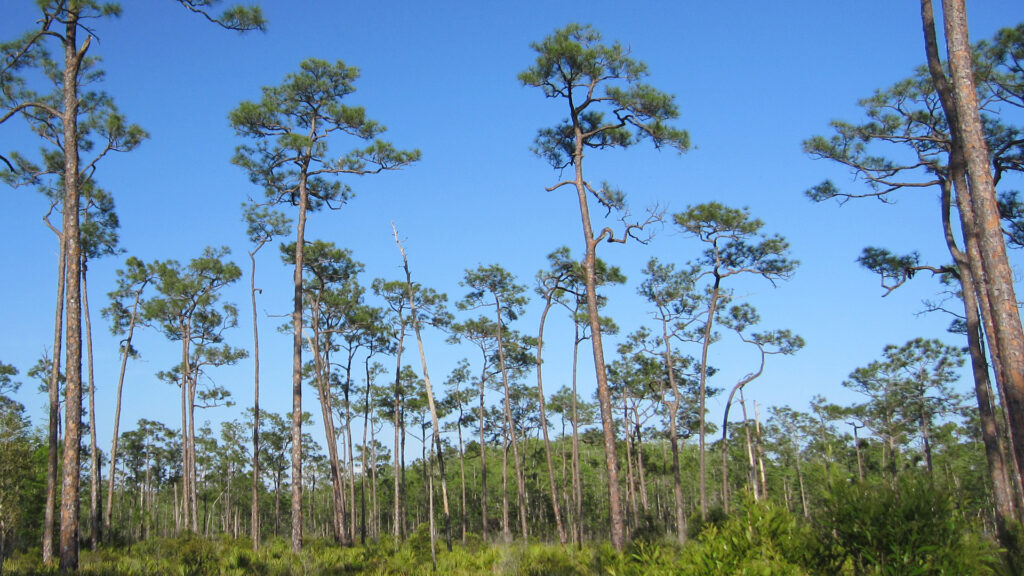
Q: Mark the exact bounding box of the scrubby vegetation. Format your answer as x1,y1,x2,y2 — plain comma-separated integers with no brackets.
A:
0,476,1007,575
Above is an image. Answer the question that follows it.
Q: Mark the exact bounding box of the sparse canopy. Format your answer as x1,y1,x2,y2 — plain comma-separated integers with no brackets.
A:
231,58,420,210
674,202,798,285
519,23,689,170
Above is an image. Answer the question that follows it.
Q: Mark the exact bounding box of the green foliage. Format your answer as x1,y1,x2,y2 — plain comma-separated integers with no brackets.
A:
681,502,815,576
815,475,1002,575
519,23,689,170
173,0,267,32
230,58,420,212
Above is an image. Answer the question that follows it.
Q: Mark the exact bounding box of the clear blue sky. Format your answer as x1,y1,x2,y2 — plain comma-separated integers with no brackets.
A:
2,0,1022,458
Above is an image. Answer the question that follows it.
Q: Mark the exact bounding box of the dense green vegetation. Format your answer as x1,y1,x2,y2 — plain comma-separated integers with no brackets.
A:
2,0,1024,574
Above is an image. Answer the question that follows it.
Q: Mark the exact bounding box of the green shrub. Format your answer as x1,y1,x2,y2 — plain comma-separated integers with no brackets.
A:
814,475,1002,576
174,533,217,576
687,505,729,540
680,502,814,576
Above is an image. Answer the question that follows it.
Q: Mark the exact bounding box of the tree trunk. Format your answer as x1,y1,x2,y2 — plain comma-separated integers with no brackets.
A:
633,415,650,514
659,320,687,542
570,326,584,547
105,282,142,539
455,405,468,542
623,394,637,533
289,158,312,554
569,113,626,549
392,325,406,541
493,298,529,542
393,233,453,551
58,10,86,571
535,296,567,544
179,324,191,533
939,0,1024,493
360,361,372,545
739,390,758,500
922,3,1024,548
478,362,489,542
501,436,510,542
249,244,262,551
305,323,346,544
696,278,722,520
83,262,101,550
44,221,66,566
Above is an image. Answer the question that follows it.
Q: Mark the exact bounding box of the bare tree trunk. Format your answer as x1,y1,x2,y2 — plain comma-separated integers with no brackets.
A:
535,296,567,544
633,415,649,514
393,231,453,551
370,418,379,540
105,280,143,539
921,3,1024,549
289,160,312,554
360,363,371,545
306,328,346,544
570,328,584,547
58,11,87,571
937,0,1024,493
501,437,510,542
44,223,66,566
455,408,468,542
249,243,262,551
659,320,687,542
739,390,758,501
697,278,722,521
493,298,529,542
478,365,489,542
567,117,626,547
83,263,101,549
623,395,637,534
755,402,768,498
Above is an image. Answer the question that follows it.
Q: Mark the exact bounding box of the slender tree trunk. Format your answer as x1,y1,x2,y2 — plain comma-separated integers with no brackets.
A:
579,225,625,549
187,370,199,532
794,446,809,519
343,381,357,545
493,299,529,542
360,361,372,545
392,325,406,541
535,296,567,544
501,436,510,542
105,283,143,539
369,416,379,540
623,394,637,533
659,320,687,542
289,156,313,554
179,325,190,533
455,406,468,542
478,363,489,542
697,278,722,520
44,223,66,566
83,262,101,549
569,116,625,549
570,329,584,547
393,233,453,550
59,11,87,571
739,390,758,500
249,244,263,550
634,415,649,514
307,328,347,544
851,422,865,483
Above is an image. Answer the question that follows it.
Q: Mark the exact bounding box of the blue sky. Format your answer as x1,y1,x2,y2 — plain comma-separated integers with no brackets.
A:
2,0,1023,457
